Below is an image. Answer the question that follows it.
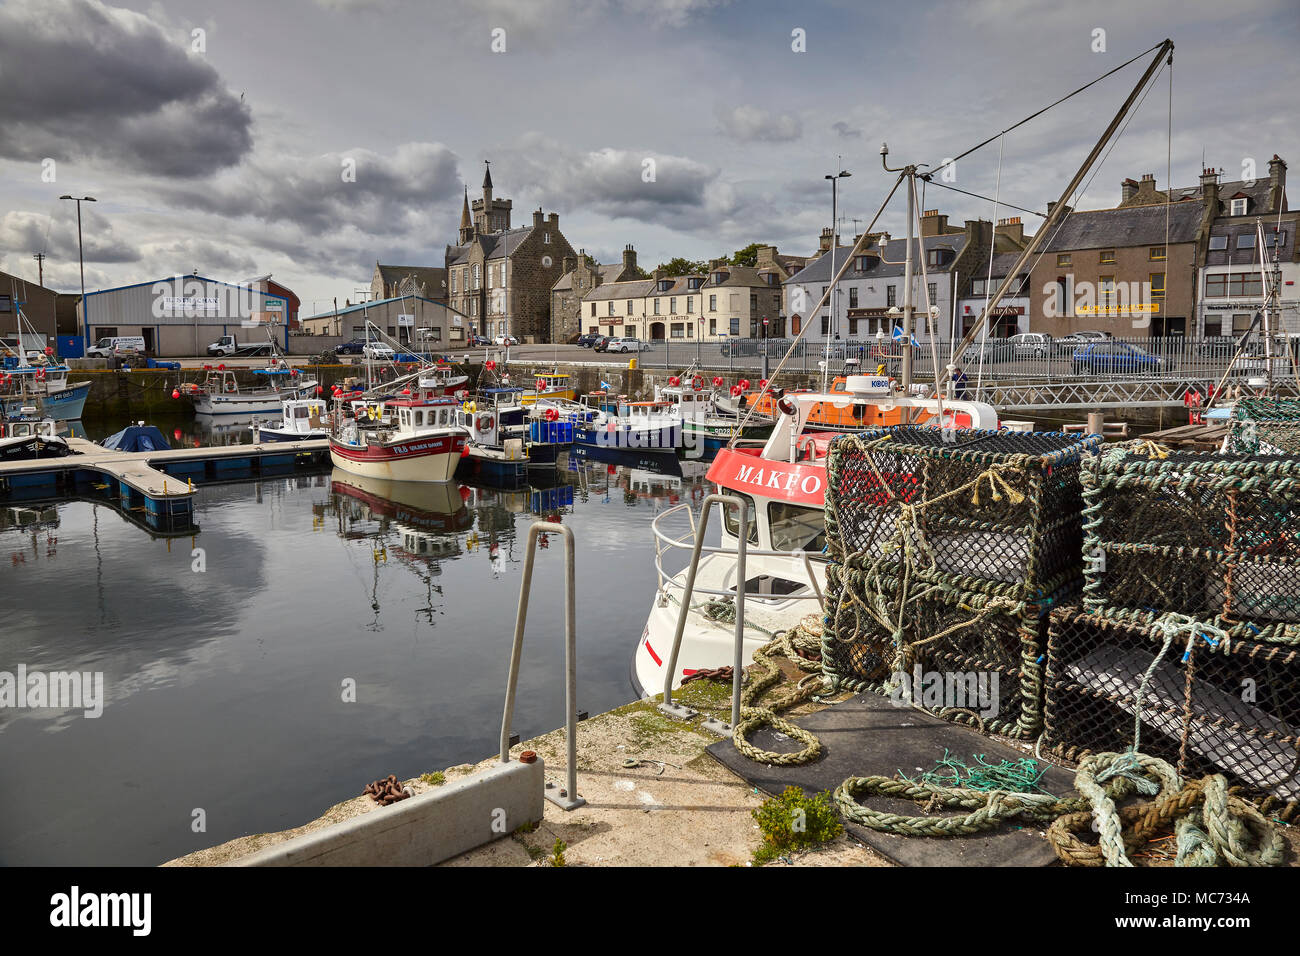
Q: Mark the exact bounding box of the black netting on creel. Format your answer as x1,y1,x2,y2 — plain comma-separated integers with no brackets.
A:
821,563,1075,738
1083,446,1300,626
1043,607,1300,820
825,426,1100,599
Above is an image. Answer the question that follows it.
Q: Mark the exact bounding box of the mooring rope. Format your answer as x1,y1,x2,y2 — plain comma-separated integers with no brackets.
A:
730,616,827,766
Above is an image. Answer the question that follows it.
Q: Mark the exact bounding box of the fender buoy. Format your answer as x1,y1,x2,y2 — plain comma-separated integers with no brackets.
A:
668,376,680,387
738,378,751,391
544,407,559,422
485,360,496,371
536,378,547,391
730,385,742,397
711,376,723,388
35,368,46,381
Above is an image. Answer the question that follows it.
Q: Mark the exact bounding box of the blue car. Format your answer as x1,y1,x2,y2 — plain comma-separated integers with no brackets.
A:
1071,342,1165,375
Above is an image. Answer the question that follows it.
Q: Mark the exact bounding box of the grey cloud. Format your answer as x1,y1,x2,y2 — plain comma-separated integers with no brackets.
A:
833,121,863,139
0,0,252,177
0,209,140,264
716,105,803,143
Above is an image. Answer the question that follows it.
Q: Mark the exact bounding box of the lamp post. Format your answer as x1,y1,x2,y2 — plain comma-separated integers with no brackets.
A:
824,167,850,391
59,195,96,344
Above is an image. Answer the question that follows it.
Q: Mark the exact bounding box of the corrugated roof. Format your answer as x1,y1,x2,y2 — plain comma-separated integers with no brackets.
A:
301,295,465,320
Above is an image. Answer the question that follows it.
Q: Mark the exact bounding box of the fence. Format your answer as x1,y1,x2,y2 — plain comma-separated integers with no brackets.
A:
634,334,1300,388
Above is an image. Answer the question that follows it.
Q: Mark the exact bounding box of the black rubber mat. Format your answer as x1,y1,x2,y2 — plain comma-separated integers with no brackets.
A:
706,692,1078,866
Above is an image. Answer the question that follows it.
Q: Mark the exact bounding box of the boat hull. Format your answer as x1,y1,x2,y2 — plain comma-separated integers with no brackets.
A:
193,382,317,416
254,426,327,442
575,422,681,455
329,434,464,482
2,381,91,421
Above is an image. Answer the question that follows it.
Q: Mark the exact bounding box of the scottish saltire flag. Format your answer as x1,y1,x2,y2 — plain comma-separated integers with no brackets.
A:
890,327,920,347
599,380,612,391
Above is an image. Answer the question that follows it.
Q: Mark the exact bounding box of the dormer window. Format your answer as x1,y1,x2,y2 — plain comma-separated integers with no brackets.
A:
713,271,728,284
658,279,672,292
1237,233,1256,249
1230,198,1248,216
544,233,551,243
687,277,702,290
1208,235,1228,251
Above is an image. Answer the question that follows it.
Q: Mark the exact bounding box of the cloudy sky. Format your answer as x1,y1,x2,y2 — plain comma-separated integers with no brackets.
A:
1,0,1296,315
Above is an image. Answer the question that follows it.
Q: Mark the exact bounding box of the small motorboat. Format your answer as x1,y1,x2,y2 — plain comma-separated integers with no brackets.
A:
0,415,70,462
253,398,329,442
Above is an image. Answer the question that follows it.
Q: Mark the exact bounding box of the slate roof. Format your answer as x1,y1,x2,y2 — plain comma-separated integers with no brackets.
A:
447,226,534,266
302,295,465,321
551,262,629,292
787,234,969,285
1040,200,1204,252
582,278,657,302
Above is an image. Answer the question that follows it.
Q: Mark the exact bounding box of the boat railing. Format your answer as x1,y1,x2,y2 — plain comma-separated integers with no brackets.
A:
499,520,584,810
654,497,826,733
651,501,827,608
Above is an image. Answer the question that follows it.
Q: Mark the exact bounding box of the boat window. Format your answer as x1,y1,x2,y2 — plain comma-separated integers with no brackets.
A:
722,492,759,544
769,502,825,553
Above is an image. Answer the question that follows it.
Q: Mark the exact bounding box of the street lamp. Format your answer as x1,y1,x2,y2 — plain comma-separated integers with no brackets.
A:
60,195,96,344
823,168,850,390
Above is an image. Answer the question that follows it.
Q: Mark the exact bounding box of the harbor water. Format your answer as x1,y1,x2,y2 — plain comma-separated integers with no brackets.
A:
0,414,708,865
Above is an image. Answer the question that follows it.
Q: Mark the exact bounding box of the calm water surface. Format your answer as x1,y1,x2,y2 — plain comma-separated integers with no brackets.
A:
0,415,709,865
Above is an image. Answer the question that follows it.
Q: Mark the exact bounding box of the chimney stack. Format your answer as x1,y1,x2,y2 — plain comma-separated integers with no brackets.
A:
996,216,1024,244
1200,167,1220,209
920,209,950,237
1269,155,1287,213
1121,178,1139,203
533,207,544,228
622,244,637,273
562,255,575,274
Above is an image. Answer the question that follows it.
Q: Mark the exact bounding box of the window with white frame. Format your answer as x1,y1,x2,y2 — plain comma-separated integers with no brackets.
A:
1230,198,1248,216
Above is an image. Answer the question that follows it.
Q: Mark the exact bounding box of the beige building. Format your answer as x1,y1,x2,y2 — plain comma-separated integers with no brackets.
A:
551,245,641,342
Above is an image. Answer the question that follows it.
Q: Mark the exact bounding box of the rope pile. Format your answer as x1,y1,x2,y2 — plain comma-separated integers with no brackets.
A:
730,615,828,766
835,750,1286,867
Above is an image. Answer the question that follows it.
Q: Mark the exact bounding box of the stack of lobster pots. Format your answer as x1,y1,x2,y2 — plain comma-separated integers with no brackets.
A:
819,425,1102,740
1041,432,1300,820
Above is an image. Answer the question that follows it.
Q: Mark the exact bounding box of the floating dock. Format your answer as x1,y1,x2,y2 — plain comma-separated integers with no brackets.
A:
0,437,330,532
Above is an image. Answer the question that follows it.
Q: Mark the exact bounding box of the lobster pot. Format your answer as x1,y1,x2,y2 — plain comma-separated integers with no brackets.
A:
1082,442,1300,627
821,563,1075,738
825,427,1100,601
1226,397,1300,455
1043,607,1300,818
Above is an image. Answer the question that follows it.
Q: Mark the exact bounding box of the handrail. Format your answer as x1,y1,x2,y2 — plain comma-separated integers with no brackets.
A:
660,494,748,731
499,520,584,811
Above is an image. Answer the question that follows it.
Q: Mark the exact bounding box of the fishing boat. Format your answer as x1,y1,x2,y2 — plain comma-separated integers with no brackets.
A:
521,371,576,405
253,397,329,442
574,396,682,457
0,415,69,462
329,395,467,482
658,371,773,457
456,387,530,484
631,377,999,696
330,469,474,537
0,362,92,422
183,361,318,416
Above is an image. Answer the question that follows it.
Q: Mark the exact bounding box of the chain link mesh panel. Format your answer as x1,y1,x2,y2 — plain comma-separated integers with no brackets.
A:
1227,397,1300,455
1082,442,1300,630
1043,606,1300,820
825,427,1101,602
822,563,1078,738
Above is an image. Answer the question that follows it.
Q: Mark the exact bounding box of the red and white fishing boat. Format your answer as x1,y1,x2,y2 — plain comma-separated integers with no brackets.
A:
632,375,999,696
329,396,467,482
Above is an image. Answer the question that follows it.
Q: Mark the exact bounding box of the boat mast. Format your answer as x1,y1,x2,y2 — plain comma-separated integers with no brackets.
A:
936,39,1175,393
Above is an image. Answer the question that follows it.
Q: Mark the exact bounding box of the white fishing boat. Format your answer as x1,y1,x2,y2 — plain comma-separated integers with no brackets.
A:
183,360,318,416
329,396,467,482
0,414,69,462
632,378,999,696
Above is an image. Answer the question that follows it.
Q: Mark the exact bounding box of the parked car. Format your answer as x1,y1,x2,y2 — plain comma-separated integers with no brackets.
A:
1071,342,1165,375
87,335,147,358
468,335,491,347
962,340,1016,364
604,337,649,353
592,336,612,352
363,343,396,360
493,334,519,346
334,338,368,355
577,333,602,348
1058,330,1113,346
1008,332,1052,359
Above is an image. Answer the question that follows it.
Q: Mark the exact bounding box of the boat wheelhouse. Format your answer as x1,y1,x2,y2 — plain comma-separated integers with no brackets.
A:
632,380,999,696
0,362,91,422
657,372,773,457
0,416,69,462
521,372,576,405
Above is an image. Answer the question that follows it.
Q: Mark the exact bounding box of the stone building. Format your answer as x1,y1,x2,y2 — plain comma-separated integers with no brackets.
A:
550,245,641,342
444,164,575,342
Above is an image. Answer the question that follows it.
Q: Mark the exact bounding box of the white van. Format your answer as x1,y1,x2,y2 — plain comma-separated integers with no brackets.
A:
86,336,147,358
